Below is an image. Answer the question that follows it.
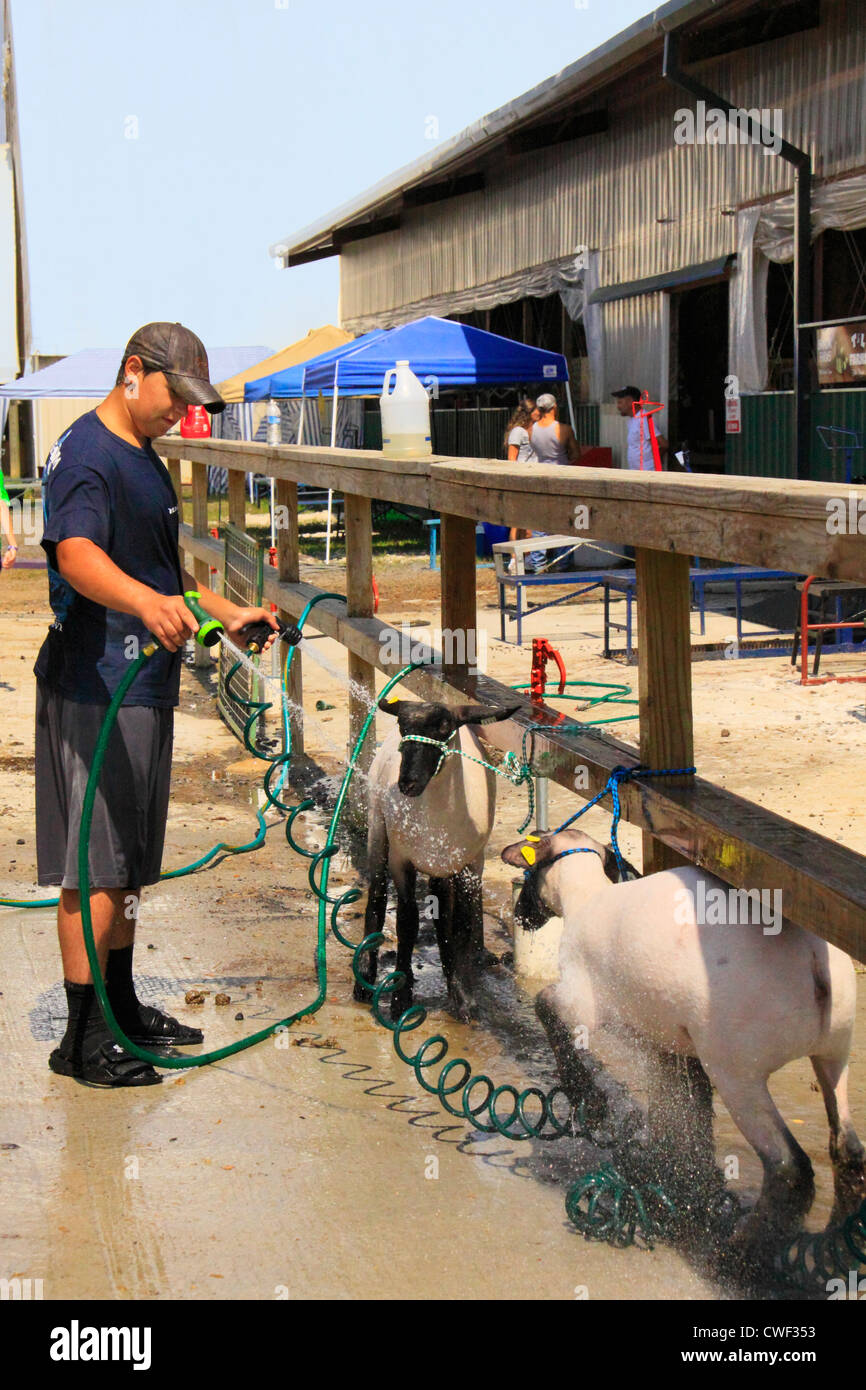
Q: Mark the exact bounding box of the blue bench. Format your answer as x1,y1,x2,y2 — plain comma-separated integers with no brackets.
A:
498,565,800,653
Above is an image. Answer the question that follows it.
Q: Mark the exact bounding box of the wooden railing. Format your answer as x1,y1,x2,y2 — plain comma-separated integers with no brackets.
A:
156,436,866,961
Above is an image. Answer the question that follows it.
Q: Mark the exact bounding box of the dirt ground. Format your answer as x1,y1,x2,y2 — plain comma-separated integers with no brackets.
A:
1,524,865,1303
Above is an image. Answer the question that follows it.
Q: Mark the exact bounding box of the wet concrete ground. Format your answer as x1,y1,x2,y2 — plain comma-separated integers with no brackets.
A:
1,542,864,1300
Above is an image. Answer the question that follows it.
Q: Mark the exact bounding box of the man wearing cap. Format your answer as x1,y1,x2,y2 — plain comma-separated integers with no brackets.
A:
612,386,668,470
34,323,280,1087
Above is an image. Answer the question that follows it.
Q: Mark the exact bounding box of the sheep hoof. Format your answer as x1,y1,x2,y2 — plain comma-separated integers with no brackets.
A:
449,980,475,1023
390,985,414,1022
352,978,375,1004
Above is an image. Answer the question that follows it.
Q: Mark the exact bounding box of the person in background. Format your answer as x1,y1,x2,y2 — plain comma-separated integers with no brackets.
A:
612,386,668,469
529,393,580,466
504,397,538,463
1,470,18,570
524,392,579,570
504,399,539,570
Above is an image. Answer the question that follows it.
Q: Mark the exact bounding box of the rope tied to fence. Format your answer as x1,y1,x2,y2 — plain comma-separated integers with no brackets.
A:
554,763,696,880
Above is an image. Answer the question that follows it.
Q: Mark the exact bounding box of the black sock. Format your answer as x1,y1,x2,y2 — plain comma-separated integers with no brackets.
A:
105,945,142,1028
58,981,111,1062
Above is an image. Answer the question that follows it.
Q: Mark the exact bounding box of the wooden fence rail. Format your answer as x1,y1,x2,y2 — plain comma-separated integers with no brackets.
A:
157,437,866,961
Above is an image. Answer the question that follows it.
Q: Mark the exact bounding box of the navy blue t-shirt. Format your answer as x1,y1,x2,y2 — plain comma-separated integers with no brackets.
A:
34,410,183,706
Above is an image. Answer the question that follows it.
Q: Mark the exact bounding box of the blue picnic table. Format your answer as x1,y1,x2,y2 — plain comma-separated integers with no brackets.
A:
497,565,800,653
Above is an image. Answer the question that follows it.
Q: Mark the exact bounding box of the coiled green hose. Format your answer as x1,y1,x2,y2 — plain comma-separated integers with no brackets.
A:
72,592,346,1069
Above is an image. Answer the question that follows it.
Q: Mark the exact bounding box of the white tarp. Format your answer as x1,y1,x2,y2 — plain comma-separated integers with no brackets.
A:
731,173,866,393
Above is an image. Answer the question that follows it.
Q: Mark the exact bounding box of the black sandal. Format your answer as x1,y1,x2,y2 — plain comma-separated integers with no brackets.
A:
122,1005,203,1047
49,1037,163,1087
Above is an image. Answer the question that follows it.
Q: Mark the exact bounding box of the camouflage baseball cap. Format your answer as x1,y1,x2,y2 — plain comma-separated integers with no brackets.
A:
122,322,226,413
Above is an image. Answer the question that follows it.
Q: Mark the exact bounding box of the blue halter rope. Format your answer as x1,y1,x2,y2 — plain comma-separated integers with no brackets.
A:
553,764,696,881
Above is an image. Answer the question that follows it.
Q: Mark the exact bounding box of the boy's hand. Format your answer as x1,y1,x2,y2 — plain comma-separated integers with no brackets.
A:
138,594,198,651
224,607,280,654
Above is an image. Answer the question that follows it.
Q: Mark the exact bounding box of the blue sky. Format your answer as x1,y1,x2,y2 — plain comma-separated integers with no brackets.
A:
12,0,651,356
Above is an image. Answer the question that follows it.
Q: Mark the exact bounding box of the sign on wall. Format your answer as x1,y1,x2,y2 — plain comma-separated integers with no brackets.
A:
816,322,866,386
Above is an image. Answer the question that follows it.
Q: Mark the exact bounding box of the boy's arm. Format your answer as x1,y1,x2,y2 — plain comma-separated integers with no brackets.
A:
57,538,197,651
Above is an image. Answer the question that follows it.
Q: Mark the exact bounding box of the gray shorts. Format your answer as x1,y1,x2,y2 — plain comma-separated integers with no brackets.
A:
35,680,174,890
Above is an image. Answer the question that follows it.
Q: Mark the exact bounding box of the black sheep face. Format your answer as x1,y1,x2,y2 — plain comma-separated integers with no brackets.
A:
378,697,521,799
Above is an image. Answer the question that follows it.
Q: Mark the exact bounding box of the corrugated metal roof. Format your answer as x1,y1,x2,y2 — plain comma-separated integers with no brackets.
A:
269,0,727,265
338,2,865,332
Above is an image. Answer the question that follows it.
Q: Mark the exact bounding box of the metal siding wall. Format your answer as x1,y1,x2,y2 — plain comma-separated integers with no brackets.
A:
726,391,866,480
340,0,866,326
602,293,668,408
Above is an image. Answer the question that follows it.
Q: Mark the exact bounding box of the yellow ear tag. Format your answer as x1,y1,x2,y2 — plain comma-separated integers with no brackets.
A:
520,845,537,866
526,833,540,843
386,695,399,704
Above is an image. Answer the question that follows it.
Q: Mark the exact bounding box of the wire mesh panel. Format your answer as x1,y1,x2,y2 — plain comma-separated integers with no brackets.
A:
217,522,265,743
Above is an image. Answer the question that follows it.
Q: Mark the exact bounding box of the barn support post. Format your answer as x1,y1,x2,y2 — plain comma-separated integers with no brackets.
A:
635,547,694,872
345,492,375,826
276,476,304,757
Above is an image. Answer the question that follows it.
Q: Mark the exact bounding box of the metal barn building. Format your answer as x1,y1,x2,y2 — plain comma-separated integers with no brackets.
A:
271,0,866,478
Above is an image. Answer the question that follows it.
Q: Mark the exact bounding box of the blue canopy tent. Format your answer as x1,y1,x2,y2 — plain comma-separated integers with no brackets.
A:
308,315,572,560
304,315,570,404
244,329,388,457
244,315,573,562
243,329,385,401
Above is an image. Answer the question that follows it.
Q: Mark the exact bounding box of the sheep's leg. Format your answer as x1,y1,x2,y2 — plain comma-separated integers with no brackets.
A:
810,1053,866,1221
646,1050,719,1199
702,1064,815,1245
429,876,455,982
535,983,645,1145
430,874,474,1022
390,861,419,1022
448,866,479,1022
354,822,388,1003
465,855,486,962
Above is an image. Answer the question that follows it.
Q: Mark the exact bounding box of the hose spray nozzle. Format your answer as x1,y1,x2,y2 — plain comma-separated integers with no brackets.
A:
183,591,224,648
239,619,303,655
182,592,302,655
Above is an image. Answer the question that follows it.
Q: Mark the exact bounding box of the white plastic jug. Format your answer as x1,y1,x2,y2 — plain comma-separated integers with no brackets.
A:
380,360,432,458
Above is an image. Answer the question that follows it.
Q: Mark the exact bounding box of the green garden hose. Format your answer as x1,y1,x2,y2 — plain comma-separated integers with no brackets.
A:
510,678,638,726
0,592,339,909
60,592,347,1069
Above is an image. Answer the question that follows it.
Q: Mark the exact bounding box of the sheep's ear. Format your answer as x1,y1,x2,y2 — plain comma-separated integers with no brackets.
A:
501,835,554,869
378,695,407,716
456,703,521,727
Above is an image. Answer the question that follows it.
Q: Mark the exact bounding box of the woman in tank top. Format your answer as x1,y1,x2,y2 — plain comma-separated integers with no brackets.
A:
504,400,540,564
529,394,579,465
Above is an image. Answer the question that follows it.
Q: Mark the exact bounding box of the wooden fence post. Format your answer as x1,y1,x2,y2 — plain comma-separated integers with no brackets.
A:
439,513,477,678
190,461,212,668
276,477,304,757
635,547,694,873
167,457,183,519
228,468,246,531
345,493,375,824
